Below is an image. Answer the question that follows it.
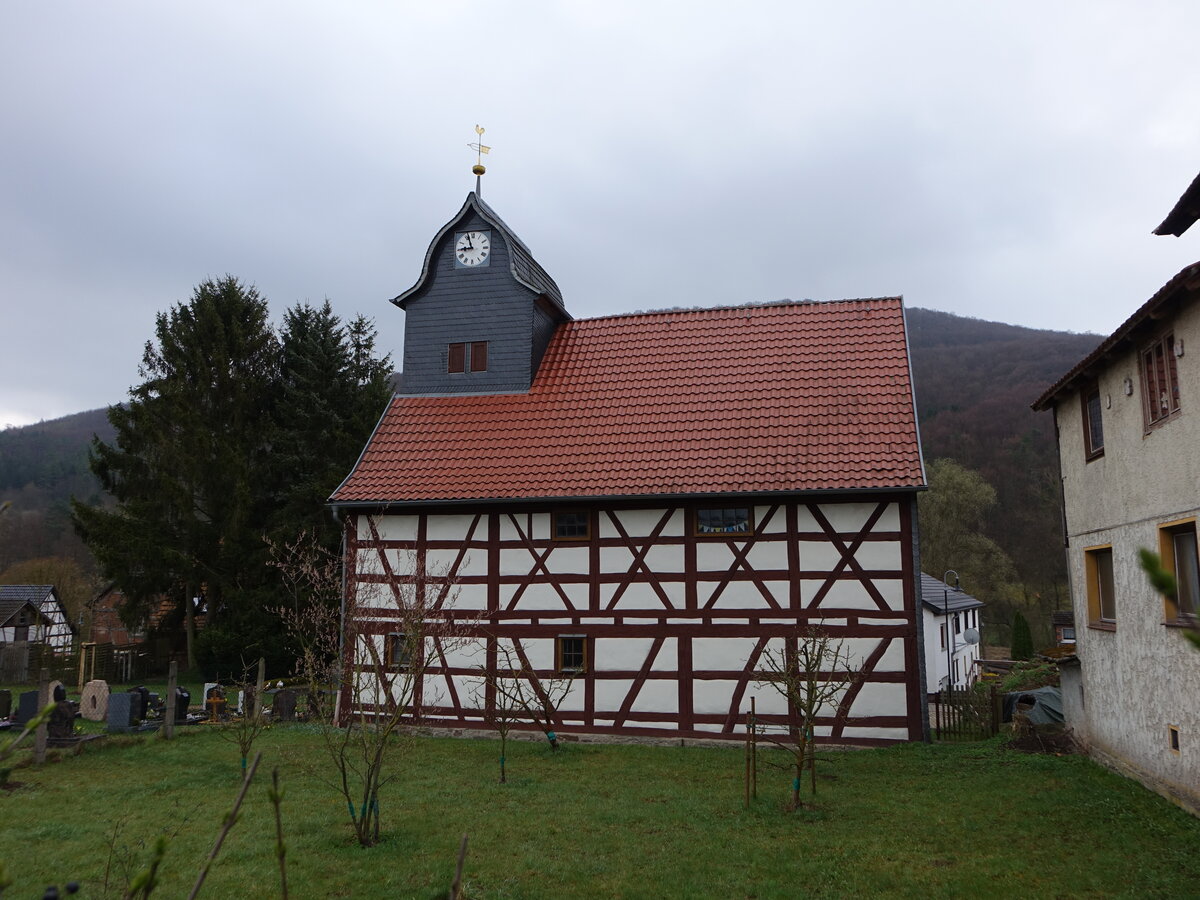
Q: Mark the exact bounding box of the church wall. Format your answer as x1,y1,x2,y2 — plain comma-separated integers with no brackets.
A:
342,494,926,745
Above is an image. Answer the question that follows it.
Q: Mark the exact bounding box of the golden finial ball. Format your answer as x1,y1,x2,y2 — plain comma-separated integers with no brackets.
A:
472,164,486,176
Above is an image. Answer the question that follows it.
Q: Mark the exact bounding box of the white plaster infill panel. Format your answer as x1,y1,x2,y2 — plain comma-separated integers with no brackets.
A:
801,579,882,611
626,679,679,714
602,580,686,611
594,637,677,671
753,506,788,533
692,636,760,670
600,508,684,539
744,542,790,570
600,544,685,573
425,548,485,577
702,583,780,610
850,682,907,717
692,681,738,715
364,516,418,542
424,514,482,541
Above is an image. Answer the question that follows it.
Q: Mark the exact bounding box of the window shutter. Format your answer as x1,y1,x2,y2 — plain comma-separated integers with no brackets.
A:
470,341,488,372
448,343,465,373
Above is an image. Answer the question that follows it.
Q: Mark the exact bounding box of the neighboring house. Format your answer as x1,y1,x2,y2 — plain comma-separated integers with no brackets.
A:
0,598,45,644
919,573,984,694
0,585,74,652
1033,184,1200,810
1050,610,1076,646
329,190,929,745
88,585,143,646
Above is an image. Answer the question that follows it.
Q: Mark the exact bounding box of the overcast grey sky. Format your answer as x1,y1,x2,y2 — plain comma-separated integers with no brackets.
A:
3,2,1199,427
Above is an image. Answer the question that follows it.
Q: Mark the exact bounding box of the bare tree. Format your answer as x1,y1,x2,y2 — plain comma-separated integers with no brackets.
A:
485,638,576,751
215,657,268,775
755,627,863,809
470,666,521,783
273,525,470,847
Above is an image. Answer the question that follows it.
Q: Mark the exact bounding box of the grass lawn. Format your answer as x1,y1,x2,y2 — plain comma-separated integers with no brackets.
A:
2,724,1199,899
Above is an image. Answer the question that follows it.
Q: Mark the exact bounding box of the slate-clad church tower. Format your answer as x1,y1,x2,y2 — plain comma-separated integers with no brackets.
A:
392,193,571,396
332,184,928,746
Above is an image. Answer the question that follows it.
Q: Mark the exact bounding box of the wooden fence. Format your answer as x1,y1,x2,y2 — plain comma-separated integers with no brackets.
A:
932,684,1001,741
0,641,157,687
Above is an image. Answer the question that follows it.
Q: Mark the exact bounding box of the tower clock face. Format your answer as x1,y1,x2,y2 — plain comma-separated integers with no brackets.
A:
454,231,491,267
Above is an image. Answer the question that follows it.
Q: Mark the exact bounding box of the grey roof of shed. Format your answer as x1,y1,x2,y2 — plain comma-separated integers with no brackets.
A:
0,585,56,604
390,192,567,315
1155,171,1200,237
920,573,984,614
0,598,43,627
1032,260,1200,410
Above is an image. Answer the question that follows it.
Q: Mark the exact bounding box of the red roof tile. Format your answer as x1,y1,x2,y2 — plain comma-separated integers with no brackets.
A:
331,299,925,504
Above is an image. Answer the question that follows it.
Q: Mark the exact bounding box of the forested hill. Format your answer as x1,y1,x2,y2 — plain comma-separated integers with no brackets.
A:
906,308,1100,608
1,309,1102,599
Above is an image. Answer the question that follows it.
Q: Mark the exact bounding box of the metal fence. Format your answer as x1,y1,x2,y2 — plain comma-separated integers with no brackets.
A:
932,684,1001,741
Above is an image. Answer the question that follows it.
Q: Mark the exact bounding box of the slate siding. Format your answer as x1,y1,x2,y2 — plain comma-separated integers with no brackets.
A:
398,206,565,396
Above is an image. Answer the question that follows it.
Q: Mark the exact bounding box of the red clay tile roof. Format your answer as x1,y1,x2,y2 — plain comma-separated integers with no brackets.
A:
331,298,924,504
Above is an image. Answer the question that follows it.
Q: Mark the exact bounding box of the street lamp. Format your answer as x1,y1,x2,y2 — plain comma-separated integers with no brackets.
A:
943,569,959,692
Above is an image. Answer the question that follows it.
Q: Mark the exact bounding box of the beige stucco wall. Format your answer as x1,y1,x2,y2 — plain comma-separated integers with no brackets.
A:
1056,299,1200,814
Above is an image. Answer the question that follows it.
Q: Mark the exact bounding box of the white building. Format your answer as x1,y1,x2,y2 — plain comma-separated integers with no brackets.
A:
0,585,74,653
1033,250,1200,813
919,573,984,694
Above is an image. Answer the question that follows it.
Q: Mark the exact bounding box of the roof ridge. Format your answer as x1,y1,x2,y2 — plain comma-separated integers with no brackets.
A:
572,296,903,324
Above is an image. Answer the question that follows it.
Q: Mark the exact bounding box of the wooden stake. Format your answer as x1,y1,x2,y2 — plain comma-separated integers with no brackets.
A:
254,656,266,720
449,833,469,900
35,667,49,765
750,695,758,800
743,709,751,809
164,660,178,740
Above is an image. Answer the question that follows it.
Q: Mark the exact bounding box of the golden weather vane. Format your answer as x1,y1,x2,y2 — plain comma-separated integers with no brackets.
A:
468,124,490,177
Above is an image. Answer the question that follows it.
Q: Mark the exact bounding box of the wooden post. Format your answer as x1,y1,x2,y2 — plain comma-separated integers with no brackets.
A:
750,696,757,800
254,656,266,720
164,660,178,740
743,709,751,809
76,643,88,693
35,667,49,765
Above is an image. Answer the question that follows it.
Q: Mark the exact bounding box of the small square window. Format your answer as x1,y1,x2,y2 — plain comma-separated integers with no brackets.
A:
447,341,488,374
1084,546,1116,626
695,507,752,536
1142,333,1181,427
1082,384,1104,459
553,510,590,540
386,632,412,669
556,635,587,673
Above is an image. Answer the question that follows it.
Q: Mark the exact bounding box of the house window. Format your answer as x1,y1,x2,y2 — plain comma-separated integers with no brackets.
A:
954,613,962,635
1169,725,1181,754
695,507,752,536
553,510,590,540
385,632,412,669
1082,383,1104,459
1061,626,1076,643
1084,545,1116,627
1142,333,1181,426
1157,520,1199,622
448,341,488,374
939,624,946,650
556,635,587,673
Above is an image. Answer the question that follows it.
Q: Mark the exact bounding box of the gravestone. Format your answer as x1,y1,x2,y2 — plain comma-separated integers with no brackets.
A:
107,692,136,733
80,680,110,722
49,680,65,703
204,684,227,720
147,693,160,716
127,686,150,721
15,690,40,727
48,701,76,740
0,689,10,719
174,687,191,723
273,689,297,722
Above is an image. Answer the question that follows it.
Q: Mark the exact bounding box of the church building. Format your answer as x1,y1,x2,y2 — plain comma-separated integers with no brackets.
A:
330,185,928,744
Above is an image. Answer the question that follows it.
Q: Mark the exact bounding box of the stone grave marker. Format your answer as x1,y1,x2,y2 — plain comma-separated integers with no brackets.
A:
80,680,110,722
48,699,77,741
15,690,40,727
204,684,227,720
0,689,10,719
49,680,65,702
273,689,298,722
107,692,136,733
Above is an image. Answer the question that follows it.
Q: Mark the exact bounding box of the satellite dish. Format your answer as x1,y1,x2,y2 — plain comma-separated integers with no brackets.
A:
963,627,980,645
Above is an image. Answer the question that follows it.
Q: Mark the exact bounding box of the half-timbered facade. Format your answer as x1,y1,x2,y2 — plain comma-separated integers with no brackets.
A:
331,192,928,745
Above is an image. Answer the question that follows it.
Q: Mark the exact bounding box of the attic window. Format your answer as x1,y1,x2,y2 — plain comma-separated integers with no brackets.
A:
1082,383,1104,460
1142,333,1180,426
695,507,752,536
448,341,488,374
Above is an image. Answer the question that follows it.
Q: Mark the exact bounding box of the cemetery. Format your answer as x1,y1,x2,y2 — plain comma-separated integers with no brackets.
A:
2,663,1200,898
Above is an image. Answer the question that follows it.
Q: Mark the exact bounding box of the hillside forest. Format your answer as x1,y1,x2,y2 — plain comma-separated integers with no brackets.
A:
0,301,1101,663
